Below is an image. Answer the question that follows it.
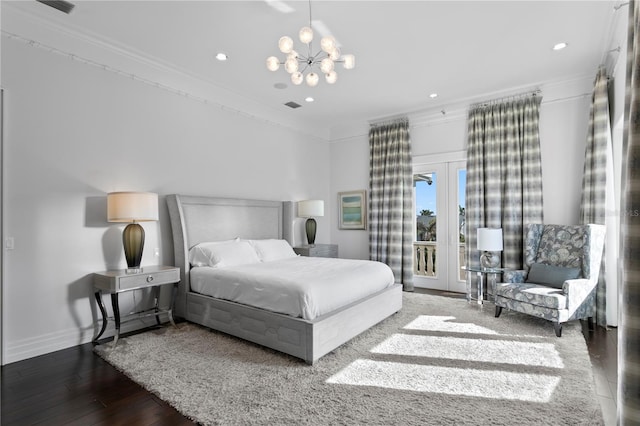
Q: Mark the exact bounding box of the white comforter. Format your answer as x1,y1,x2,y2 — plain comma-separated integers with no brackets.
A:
190,256,395,320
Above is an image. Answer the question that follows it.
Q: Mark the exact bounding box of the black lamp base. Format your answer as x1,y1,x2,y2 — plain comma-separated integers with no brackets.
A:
123,222,145,273
305,218,317,246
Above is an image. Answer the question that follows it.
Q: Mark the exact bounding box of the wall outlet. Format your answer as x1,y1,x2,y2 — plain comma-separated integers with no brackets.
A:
5,237,14,250
154,247,160,257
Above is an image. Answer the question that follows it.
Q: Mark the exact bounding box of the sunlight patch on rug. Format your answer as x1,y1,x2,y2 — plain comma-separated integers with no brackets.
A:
403,315,498,335
326,359,561,402
371,334,564,368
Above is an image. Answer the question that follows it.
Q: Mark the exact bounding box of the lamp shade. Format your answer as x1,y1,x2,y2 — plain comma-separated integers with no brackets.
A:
107,192,159,223
299,26,313,44
477,228,503,251
266,56,280,71
298,200,324,218
305,72,319,87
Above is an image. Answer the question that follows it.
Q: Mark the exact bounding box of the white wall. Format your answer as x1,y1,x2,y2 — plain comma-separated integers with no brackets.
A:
330,77,595,258
539,96,591,224
1,35,331,364
329,137,370,260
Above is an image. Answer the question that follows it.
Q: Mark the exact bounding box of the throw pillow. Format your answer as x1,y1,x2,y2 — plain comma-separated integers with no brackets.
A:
526,263,582,289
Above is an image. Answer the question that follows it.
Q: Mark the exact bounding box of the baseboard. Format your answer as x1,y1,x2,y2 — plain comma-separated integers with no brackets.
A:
3,314,170,365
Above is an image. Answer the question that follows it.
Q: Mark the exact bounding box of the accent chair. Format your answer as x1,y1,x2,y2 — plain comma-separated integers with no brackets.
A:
494,223,606,337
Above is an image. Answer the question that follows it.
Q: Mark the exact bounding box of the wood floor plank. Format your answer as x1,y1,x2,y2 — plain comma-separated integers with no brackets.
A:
57,394,163,426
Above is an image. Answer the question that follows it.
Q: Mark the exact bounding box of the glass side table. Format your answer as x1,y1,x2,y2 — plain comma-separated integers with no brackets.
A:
461,266,508,304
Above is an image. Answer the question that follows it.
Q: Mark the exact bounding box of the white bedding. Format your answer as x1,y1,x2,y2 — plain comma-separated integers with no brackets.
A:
190,256,395,320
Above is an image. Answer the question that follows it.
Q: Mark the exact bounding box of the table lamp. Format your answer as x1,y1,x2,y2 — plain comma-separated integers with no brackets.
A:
107,192,159,273
477,227,503,269
298,200,324,246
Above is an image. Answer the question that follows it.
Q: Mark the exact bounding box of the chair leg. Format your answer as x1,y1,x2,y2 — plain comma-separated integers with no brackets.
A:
554,323,563,337
587,316,595,330
495,306,502,318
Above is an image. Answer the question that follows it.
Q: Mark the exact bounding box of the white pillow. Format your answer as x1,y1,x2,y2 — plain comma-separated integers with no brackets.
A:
189,239,260,268
248,239,297,262
188,238,238,267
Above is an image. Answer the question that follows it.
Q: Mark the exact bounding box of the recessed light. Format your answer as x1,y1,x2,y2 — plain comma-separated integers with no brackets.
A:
552,42,568,51
305,97,314,103
215,53,228,61
429,93,438,99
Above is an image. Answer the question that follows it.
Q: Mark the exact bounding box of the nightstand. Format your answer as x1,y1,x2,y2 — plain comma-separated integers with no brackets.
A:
294,244,338,258
93,265,180,347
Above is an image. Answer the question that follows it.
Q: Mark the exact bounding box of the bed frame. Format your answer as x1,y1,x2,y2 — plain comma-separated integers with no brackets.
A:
166,194,402,364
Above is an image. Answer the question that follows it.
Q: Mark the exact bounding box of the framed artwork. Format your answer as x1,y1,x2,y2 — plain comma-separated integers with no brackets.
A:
338,190,367,230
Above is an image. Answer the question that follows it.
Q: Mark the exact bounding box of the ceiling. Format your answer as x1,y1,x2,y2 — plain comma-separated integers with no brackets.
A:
4,1,622,139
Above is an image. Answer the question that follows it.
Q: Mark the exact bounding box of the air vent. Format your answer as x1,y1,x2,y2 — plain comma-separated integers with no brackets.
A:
284,101,302,109
36,0,75,14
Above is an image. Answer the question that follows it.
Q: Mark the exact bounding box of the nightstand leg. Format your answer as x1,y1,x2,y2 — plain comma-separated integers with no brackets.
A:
489,273,497,303
110,293,121,347
168,283,177,328
93,291,108,342
153,286,162,326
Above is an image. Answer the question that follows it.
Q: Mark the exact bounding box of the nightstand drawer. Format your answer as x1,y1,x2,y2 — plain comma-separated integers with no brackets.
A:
308,247,335,257
94,266,180,293
294,244,338,258
117,269,179,291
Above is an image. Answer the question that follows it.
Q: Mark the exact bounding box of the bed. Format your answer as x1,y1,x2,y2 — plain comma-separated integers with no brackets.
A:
166,194,403,364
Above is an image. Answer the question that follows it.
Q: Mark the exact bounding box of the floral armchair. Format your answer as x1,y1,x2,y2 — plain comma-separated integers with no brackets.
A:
494,223,606,337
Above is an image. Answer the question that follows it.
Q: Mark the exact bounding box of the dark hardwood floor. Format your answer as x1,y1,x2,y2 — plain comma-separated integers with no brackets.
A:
1,293,618,426
1,327,195,426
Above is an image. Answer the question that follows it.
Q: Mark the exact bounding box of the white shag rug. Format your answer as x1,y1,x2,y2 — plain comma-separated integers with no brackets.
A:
95,293,603,426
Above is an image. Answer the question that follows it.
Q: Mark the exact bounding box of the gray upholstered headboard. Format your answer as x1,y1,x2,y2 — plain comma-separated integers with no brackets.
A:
166,194,286,317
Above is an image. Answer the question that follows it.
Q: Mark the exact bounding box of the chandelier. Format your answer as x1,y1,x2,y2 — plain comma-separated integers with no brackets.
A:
265,1,355,87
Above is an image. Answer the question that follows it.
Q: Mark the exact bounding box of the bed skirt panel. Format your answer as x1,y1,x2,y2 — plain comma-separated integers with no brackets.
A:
186,292,312,361
184,283,402,364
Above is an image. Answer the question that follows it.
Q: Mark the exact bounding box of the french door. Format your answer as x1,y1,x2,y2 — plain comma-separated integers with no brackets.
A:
413,160,466,292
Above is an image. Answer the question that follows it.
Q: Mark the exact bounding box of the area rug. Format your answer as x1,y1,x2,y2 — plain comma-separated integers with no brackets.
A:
95,293,603,425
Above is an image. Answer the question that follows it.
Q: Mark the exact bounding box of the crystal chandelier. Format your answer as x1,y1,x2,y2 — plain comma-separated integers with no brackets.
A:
265,1,355,87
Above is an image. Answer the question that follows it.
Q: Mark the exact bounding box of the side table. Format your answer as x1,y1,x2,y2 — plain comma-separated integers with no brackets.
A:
93,265,180,346
461,266,508,305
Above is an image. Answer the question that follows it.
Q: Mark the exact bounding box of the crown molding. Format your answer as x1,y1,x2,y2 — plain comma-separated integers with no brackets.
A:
329,72,595,143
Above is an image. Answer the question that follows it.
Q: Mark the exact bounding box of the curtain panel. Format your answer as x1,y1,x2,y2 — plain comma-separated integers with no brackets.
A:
619,0,640,422
580,67,615,328
369,119,414,291
465,94,544,274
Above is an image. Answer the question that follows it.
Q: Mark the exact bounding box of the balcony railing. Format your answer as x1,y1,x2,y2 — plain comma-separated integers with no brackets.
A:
413,241,467,280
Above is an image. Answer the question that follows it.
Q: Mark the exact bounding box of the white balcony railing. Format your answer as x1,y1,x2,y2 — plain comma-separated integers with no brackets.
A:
413,241,436,276
413,241,467,280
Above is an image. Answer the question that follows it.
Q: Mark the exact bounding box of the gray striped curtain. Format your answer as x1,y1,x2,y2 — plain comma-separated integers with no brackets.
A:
465,95,544,274
580,67,613,328
369,119,414,291
619,1,640,422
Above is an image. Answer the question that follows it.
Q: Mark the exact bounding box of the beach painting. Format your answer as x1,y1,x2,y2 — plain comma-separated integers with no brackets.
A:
339,190,367,230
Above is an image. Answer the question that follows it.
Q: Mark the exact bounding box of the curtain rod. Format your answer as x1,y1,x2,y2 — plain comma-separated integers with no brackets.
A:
368,116,409,127
470,90,542,109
